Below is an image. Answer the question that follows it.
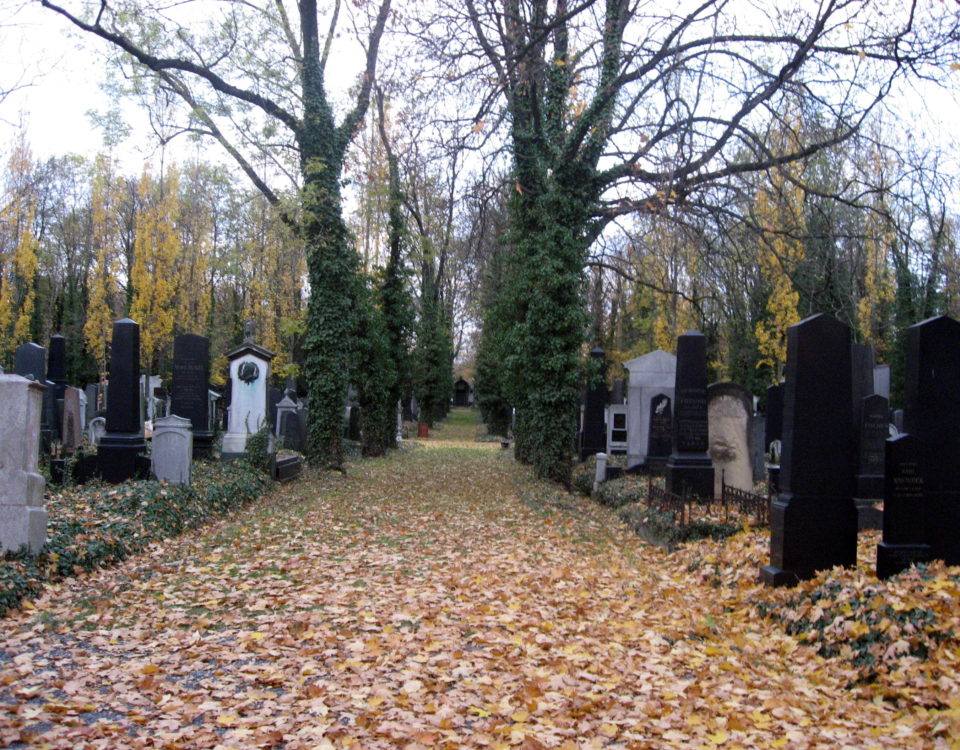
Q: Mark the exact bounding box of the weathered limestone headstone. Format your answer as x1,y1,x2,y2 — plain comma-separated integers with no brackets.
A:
140,374,162,423
877,434,931,578
579,347,609,460
624,350,676,468
760,314,857,586
84,384,99,425
665,331,714,498
61,387,83,455
171,334,213,458
98,319,149,483
221,324,274,458
902,315,960,566
707,382,753,495
152,414,193,486
13,342,55,448
0,375,47,554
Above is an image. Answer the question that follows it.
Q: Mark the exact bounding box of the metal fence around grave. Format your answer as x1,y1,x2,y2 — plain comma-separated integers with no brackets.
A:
644,473,770,528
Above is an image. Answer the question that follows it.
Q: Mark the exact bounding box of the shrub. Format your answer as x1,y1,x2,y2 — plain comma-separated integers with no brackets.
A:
619,503,739,549
0,461,271,617
594,477,646,508
244,424,275,474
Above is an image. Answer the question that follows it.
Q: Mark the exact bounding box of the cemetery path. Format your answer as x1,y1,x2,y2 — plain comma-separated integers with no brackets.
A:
1,409,956,748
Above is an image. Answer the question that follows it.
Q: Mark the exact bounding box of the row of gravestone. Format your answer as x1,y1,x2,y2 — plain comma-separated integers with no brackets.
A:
757,313,960,585
579,313,955,585
583,340,894,512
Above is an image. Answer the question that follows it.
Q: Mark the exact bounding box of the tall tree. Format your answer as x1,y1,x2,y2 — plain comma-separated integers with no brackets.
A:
416,0,958,484
42,0,392,468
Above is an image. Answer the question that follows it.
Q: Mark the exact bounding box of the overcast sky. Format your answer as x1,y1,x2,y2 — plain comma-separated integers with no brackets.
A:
1,1,958,179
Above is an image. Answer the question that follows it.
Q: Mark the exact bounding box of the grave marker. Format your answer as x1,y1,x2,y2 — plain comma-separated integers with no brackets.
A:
0,375,47,554
171,334,213,458
760,314,857,586
665,331,714,498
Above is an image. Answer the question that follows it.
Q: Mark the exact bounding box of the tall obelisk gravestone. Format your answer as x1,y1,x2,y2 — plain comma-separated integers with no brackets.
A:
665,330,714,499
761,314,857,586
97,319,149,483
579,347,609,461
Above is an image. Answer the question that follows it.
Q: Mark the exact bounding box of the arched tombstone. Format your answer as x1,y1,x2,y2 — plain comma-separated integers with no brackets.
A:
707,382,753,496
221,324,275,459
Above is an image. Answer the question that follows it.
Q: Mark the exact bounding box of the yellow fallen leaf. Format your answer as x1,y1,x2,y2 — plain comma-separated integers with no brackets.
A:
511,709,529,722
139,664,159,675
707,730,728,745
216,712,240,727
470,706,491,718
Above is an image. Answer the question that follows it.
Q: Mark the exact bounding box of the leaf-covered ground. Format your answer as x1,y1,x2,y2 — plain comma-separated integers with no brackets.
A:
2,409,959,748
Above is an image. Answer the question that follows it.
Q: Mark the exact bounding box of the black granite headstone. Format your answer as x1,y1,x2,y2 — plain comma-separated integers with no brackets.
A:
14,342,55,449
856,394,888,499
760,314,857,586
850,342,875,437
876,434,932,578
97,319,149,482
903,315,960,565
665,331,714,498
171,333,213,458
646,393,672,467
578,347,609,461
268,386,283,428
47,334,68,400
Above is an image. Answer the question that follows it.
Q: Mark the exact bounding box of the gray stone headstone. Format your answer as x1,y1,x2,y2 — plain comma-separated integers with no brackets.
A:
873,364,891,400
84,384,99,425
665,332,714,498
152,414,193,486
624,350,676,468
0,375,47,554
61,387,83,455
276,395,304,452
761,314,857,587
89,417,106,445
707,382,753,495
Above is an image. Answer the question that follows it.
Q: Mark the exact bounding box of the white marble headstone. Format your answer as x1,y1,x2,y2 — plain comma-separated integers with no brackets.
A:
624,350,677,466
222,343,273,457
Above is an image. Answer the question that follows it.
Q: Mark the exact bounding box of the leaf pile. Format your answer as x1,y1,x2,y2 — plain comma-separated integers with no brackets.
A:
1,416,959,748
0,462,271,617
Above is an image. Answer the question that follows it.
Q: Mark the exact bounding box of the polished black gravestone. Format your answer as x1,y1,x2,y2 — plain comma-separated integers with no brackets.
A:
47,334,68,401
646,393,672,470
856,394,888,499
903,315,960,566
578,347,609,461
876,434,932,578
850,342,876,439
761,314,857,587
97,319,149,483
665,331,714,498
171,334,213,458
13,342,56,449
